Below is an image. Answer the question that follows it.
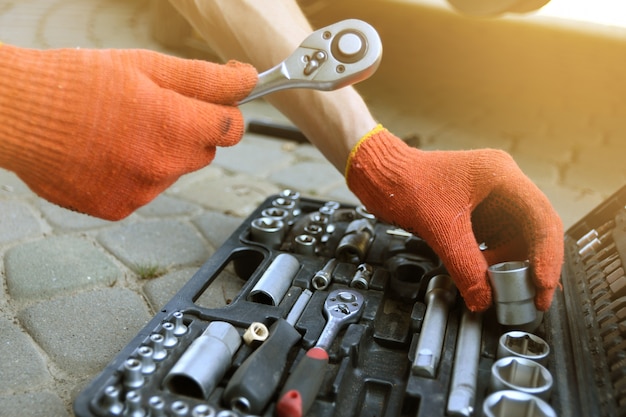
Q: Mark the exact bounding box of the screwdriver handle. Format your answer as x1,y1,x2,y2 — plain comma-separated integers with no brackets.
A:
276,347,329,417
222,319,301,415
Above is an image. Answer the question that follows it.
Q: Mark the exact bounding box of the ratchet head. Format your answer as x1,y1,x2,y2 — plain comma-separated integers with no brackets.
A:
324,288,365,322
239,19,383,104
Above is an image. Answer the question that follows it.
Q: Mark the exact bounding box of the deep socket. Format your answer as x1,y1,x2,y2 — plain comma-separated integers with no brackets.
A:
312,258,338,291
164,321,242,399
248,253,300,306
412,274,457,377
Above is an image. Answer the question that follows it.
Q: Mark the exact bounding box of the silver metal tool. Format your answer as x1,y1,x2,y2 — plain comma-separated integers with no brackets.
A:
239,19,382,104
312,258,338,291
497,331,550,365
490,356,553,400
412,274,457,377
483,390,556,417
446,307,483,417
487,260,541,330
248,253,300,306
276,289,365,417
317,288,365,351
164,321,241,399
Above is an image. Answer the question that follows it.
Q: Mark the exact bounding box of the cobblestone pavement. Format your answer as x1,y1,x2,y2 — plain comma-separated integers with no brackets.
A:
1,1,625,416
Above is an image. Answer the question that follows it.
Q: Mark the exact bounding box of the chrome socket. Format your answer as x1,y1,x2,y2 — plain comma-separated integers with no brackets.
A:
497,331,550,365
250,217,285,249
490,356,553,400
336,218,374,262
294,234,317,256
483,390,556,417
312,258,338,291
350,263,373,290
487,261,541,330
164,321,242,399
248,253,300,306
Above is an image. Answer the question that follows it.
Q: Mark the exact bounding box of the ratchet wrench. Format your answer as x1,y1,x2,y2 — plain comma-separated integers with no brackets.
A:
238,19,382,104
276,289,365,417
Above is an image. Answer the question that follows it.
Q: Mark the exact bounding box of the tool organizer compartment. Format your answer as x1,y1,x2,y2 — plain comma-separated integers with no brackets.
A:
74,190,620,417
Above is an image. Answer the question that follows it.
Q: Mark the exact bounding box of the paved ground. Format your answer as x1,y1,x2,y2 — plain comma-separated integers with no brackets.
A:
1,1,625,416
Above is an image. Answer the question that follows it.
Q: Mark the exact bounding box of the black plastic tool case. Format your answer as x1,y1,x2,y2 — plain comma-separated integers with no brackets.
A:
74,188,626,417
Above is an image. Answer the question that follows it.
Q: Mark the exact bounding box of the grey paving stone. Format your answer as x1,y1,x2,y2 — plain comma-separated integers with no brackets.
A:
0,392,68,417
212,133,296,177
192,211,242,249
0,168,31,196
0,318,50,393
4,236,120,301
97,220,210,272
142,267,198,312
268,161,344,195
37,200,113,231
136,194,202,218
0,200,42,245
173,174,279,218
18,288,151,376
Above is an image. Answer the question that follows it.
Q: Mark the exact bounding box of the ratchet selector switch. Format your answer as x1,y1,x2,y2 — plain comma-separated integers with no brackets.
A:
332,30,368,63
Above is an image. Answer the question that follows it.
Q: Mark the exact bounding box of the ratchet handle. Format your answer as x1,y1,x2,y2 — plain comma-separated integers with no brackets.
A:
239,19,382,104
222,319,301,415
276,347,329,417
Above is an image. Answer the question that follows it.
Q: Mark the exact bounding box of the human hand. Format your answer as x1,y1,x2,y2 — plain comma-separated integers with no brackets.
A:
0,44,257,220
346,125,563,312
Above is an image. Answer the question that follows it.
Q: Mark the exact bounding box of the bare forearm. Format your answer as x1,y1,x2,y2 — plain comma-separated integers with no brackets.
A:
169,0,377,172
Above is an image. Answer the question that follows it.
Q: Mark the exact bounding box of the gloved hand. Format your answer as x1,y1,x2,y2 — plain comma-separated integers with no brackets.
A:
346,125,564,312
0,44,257,220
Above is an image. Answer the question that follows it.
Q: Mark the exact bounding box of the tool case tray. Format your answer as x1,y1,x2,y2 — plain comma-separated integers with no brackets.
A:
74,189,626,417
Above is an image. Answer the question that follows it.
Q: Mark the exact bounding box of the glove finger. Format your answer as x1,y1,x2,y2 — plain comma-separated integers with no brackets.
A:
157,88,247,155
132,50,258,105
526,204,564,311
427,214,493,312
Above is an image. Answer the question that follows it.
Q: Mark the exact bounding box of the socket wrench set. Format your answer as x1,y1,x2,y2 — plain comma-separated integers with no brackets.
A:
73,188,625,417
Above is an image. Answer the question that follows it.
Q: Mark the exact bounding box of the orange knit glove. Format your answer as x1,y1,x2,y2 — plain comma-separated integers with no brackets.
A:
0,44,257,220
346,125,564,312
